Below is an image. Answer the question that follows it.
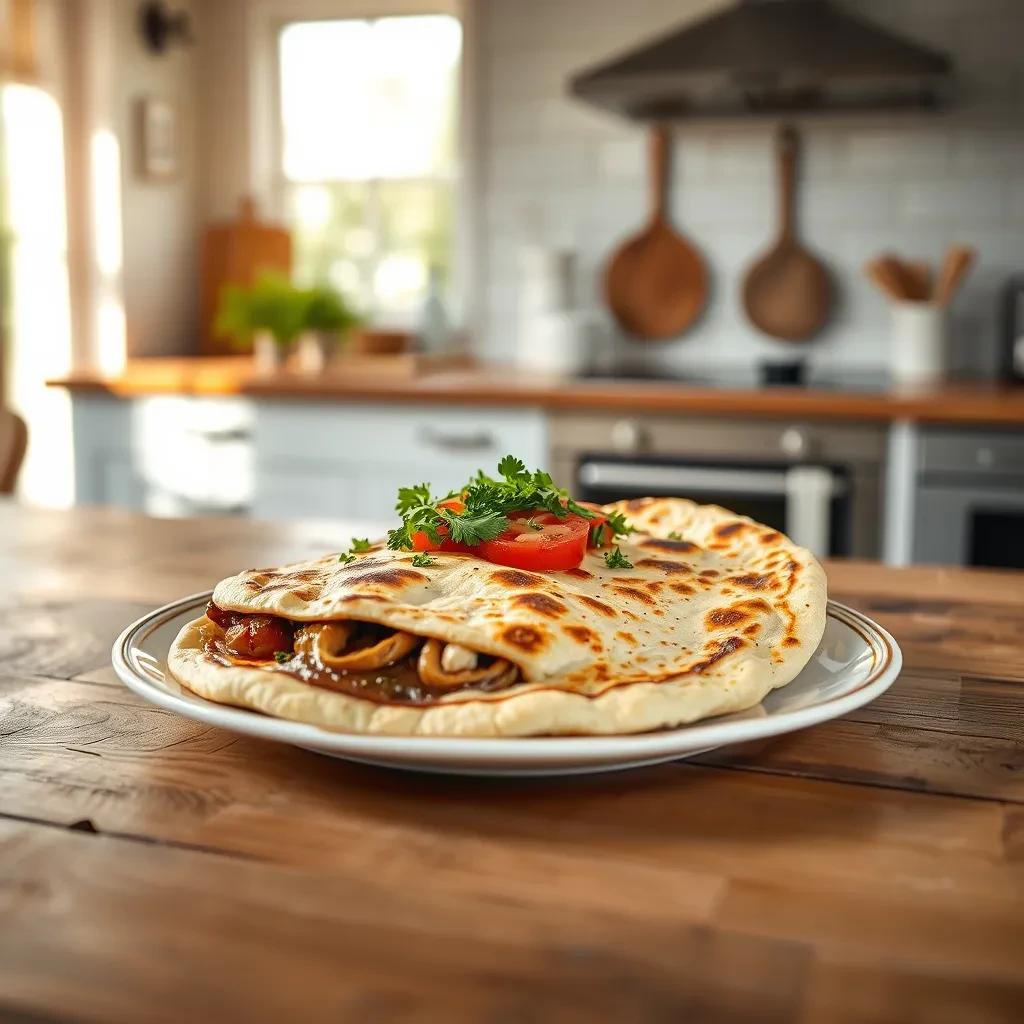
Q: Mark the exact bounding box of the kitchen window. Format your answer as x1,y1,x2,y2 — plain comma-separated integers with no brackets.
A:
276,12,462,325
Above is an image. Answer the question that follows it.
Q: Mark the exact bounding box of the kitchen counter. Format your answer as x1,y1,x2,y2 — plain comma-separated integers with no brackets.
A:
50,357,1024,425
1,505,1022,1021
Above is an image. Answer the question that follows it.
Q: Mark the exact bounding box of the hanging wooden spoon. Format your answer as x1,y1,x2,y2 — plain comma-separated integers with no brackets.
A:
603,126,708,340
742,125,831,341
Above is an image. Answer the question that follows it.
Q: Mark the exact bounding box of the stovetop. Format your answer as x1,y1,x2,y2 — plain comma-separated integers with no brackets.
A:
576,367,894,393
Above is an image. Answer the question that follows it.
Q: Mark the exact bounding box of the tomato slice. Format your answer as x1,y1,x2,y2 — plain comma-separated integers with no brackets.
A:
410,497,470,552
571,500,613,548
477,512,590,571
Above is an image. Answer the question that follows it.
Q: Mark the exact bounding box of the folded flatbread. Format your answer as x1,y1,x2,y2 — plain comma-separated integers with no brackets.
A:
168,498,826,736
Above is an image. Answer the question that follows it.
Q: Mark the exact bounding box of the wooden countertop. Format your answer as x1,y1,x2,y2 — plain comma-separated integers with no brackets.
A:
49,357,1024,425
2,505,1022,1022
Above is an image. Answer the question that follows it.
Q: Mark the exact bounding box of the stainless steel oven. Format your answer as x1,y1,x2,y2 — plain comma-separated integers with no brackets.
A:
912,428,1024,568
549,413,886,559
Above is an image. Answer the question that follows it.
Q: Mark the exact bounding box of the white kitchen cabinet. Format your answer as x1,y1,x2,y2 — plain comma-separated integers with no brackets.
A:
252,402,548,522
71,397,145,508
70,395,254,515
68,395,548,521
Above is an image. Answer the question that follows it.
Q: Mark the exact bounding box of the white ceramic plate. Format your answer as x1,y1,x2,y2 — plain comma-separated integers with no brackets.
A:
113,594,901,776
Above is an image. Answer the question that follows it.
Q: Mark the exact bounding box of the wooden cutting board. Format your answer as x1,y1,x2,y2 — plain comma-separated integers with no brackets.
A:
604,127,707,340
741,125,831,342
200,197,292,354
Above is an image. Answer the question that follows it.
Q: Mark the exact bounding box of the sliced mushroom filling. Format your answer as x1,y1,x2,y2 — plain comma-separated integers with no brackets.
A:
206,603,520,695
418,638,519,690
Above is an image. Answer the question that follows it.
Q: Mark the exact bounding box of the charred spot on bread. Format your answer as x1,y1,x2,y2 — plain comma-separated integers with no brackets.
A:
489,568,546,589
635,557,693,575
611,586,656,606
642,538,699,554
346,568,427,588
705,607,750,629
578,595,616,618
513,592,568,618
692,636,745,673
500,624,547,652
732,572,774,590
562,567,593,579
714,521,749,539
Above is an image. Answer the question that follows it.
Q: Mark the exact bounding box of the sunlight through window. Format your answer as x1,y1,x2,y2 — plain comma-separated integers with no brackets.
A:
2,82,74,508
278,14,461,323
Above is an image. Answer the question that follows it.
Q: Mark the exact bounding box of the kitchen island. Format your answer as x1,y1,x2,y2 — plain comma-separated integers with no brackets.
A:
1,506,1021,1022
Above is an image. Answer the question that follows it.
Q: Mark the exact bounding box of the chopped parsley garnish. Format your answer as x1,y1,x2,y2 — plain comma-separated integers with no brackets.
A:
387,455,599,551
337,552,356,565
350,537,373,552
525,516,543,531
605,510,636,538
411,552,436,567
604,546,633,569
274,650,290,664
667,531,684,541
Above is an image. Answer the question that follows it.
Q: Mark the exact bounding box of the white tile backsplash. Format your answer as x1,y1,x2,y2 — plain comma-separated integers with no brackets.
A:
476,0,1024,378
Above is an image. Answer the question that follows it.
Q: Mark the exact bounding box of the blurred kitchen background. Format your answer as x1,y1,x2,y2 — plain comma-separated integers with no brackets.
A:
1,0,1023,567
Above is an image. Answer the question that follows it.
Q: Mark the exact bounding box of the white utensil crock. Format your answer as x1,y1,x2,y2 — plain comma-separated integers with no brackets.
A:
890,302,947,384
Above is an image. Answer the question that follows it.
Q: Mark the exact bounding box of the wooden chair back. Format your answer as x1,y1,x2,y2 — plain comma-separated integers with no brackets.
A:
0,408,28,494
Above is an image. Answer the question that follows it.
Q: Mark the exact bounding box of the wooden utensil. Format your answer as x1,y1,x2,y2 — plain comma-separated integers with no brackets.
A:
935,245,976,306
201,196,292,354
603,127,707,340
903,260,933,302
742,125,831,342
863,257,909,302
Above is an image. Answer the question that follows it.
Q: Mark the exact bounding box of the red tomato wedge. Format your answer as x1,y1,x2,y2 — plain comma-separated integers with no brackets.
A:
571,500,613,547
410,497,471,552
477,512,590,571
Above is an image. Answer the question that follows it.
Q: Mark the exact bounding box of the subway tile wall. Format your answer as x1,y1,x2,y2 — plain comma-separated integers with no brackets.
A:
476,0,1024,379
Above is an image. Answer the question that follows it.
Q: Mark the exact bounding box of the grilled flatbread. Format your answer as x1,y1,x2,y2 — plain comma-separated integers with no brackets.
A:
167,498,826,736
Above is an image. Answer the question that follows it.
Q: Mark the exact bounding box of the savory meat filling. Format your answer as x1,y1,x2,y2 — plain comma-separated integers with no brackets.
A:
203,601,521,704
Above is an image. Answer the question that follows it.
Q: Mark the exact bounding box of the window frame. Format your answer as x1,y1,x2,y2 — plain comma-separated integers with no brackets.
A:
250,0,478,330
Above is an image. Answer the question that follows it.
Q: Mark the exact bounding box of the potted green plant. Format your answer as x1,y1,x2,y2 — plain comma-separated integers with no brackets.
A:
295,284,361,373
214,272,310,372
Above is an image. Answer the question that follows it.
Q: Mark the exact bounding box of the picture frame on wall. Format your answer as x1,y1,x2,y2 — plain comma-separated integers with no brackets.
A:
137,97,178,180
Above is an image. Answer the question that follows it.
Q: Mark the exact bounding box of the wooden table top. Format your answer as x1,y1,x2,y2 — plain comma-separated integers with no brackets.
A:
2,505,1023,1023
49,356,1024,425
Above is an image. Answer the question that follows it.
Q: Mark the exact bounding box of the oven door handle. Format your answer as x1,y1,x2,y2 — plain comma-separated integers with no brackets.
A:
578,462,792,496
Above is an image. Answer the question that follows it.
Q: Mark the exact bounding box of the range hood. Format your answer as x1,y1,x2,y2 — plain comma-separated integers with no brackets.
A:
570,0,953,120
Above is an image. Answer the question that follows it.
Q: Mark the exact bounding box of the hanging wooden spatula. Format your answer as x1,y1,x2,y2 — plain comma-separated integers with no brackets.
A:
603,127,708,340
741,125,831,342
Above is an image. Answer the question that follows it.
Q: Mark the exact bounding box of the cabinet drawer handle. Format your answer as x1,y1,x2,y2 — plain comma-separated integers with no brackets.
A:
186,428,253,443
418,428,495,452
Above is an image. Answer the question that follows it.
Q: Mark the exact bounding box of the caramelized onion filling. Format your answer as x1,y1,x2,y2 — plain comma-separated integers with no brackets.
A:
203,602,520,704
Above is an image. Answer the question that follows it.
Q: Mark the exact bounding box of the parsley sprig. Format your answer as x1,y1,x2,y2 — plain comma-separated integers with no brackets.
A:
387,455,604,551
411,552,436,567
604,546,633,569
339,537,374,563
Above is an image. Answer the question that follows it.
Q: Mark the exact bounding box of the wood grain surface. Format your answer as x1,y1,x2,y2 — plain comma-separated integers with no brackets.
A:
48,358,1024,426
1,506,1022,1023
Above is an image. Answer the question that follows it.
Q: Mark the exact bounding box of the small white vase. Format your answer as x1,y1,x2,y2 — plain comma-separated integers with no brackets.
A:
252,330,282,374
294,331,328,375
890,302,947,385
